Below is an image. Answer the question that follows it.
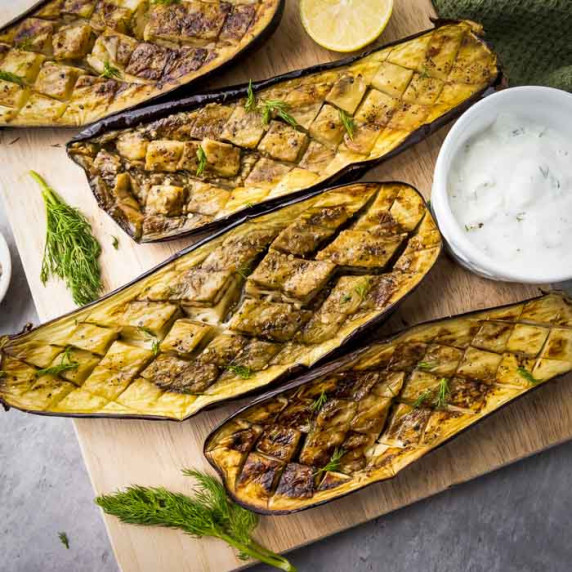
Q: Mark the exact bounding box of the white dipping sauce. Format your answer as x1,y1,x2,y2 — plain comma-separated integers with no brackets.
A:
448,113,572,276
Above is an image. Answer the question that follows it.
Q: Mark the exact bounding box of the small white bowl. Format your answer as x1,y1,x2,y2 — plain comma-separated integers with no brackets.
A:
432,86,572,284
0,231,12,303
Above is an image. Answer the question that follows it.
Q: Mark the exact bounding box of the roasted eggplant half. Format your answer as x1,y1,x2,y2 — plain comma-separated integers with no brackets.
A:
0,0,283,127
0,181,441,420
205,292,572,514
67,20,500,242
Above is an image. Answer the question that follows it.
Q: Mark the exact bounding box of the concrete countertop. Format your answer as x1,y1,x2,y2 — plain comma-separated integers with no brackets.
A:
1,207,571,572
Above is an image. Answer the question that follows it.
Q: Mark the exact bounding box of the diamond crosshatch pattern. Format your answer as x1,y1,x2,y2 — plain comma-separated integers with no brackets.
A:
205,293,572,514
0,0,282,126
68,20,499,241
0,182,441,420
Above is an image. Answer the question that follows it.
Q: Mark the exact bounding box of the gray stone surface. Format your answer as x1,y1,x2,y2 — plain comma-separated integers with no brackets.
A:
0,206,117,572
1,202,571,572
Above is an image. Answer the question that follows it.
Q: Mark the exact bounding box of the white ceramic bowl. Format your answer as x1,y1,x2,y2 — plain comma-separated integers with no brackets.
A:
0,231,11,303
432,86,572,284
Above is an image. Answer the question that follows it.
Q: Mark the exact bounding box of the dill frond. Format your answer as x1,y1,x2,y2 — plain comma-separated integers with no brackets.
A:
436,377,450,409
96,469,296,571
100,61,121,80
196,146,207,176
0,70,24,85
259,99,298,128
338,109,356,140
226,365,254,379
310,391,328,413
236,264,251,279
314,448,345,476
517,367,540,385
32,172,102,306
245,80,257,113
354,278,371,300
137,327,160,356
412,390,432,408
35,346,79,377
58,532,70,549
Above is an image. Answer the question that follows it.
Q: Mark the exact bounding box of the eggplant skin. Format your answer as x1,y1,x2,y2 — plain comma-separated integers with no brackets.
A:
0,181,441,421
0,0,284,127
67,20,500,242
204,292,572,514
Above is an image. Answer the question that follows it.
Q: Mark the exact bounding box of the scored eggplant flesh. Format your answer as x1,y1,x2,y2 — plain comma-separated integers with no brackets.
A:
204,292,572,514
67,20,500,242
0,181,441,420
0,0,283,127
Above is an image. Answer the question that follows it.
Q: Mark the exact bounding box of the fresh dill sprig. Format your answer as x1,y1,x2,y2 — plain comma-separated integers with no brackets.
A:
137,327,160,356
338,109,356,140
58,532,70,550
341,293,352,303
417,361,437,371
314,448,345,476
151,0,181,4
112,236,119,250
36,347,78,377
96,469,296,571
100,60,121,80
419,66,431,80
245,79,257,112
354,278,371,300
16,38,35,50
236,264,251,280
226,365,254,379
196,146,207,176
517,367,540,385
32,171,102,306
311,391,328,412
0,70,24,86
259,99,298,128
412,390,432,408
436,377,450,409
243,79,298,127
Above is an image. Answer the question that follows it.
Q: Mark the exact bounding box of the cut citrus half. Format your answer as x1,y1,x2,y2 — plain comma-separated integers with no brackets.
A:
299,0,394,53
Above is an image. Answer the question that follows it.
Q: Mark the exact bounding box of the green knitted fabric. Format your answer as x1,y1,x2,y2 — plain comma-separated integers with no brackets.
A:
433,0,572,91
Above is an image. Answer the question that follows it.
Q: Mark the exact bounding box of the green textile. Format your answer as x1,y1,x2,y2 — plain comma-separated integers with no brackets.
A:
432,0,572,91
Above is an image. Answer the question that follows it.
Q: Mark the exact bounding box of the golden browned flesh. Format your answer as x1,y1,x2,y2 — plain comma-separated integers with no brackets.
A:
67,20,499,241
205,293,572,513
0,0,282,126
0,182,440,420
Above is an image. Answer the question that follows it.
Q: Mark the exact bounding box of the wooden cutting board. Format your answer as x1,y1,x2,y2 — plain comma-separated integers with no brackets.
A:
2,1,572,571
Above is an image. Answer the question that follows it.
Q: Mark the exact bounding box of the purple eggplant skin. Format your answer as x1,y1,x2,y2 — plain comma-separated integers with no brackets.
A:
0,0,285,128
0,180,441,422
203,292,571,515
66,20,503,243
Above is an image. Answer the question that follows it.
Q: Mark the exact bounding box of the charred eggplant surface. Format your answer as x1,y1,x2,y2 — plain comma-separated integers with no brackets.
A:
68,20,500,242
0,182,440,420
205,293,572,513
0,0,283,126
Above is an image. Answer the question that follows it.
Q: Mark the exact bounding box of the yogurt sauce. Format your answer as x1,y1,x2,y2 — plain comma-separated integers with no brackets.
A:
448,113,572,277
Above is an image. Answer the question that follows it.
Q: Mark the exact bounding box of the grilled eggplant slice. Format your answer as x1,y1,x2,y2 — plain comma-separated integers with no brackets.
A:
0,0,283,127
205,292,572,514
0,181,440,420
67,20,500,242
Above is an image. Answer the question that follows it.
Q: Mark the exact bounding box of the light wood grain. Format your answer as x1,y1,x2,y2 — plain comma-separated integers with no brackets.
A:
1,1,570,571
